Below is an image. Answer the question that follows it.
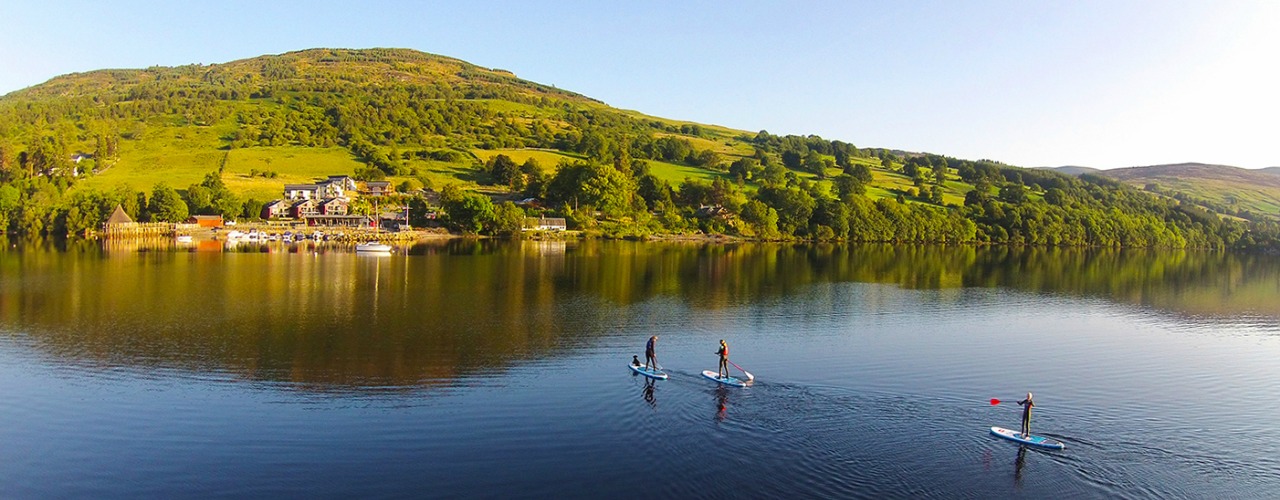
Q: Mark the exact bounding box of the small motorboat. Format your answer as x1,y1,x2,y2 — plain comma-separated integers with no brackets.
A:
355,242,393,254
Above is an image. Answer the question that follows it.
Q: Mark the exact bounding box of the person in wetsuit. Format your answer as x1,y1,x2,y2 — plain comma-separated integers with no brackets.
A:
1018,392,1034,438
645,336,658,371
716,339,729,379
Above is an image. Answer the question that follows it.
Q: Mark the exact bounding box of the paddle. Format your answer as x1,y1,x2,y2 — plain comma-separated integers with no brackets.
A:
729,360,754,381
991,398,1037,406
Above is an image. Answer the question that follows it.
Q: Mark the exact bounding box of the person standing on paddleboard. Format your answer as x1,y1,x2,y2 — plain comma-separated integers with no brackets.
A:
1018,392,1034,438
645,336,659,371
716,340,729,379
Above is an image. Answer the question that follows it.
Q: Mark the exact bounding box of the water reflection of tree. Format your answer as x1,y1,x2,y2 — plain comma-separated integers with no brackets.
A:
0,240,1275,391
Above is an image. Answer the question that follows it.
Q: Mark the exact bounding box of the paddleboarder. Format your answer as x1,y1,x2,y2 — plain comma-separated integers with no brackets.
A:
1018,392,1034,438
645,336,659,371
716,339,729,379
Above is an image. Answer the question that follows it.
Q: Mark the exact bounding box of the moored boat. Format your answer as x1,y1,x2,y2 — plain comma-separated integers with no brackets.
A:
355,242,393,254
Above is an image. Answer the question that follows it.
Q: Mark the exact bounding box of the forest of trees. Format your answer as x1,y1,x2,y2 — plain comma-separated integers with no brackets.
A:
0,48,1277,252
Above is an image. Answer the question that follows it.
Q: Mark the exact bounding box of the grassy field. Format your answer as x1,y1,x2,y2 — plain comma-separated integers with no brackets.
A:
1134,178,1280,217
856,167,974,206
408,159,484,189
222,147,364,201
472,148,583,170
78,130,364,201
77,125,226,193
1097,164,1280,219
75,129,978,212
652,132,754,158
472,147,729,186
646,158,726,185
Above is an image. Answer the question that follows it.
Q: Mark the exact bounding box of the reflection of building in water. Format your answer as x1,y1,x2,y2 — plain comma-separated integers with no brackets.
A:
196,240,224,252
522,240,566,256
102,236,183,254
520,241,567,281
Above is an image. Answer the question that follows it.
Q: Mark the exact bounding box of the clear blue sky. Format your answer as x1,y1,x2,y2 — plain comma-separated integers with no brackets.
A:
2,1,1277,169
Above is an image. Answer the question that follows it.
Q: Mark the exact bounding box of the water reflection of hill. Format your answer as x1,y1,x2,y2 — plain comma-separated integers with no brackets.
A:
0,240,1275,390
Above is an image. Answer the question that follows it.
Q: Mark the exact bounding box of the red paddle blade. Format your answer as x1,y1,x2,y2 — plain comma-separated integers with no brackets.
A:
990,398,1001,405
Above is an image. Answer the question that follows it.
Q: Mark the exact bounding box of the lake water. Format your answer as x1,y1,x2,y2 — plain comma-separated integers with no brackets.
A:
1,240,1278,498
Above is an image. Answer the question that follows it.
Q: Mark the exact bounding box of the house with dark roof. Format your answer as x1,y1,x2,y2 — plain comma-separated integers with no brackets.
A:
524,217,567,231
289,199,318,219
261,199,291,220
317,197,348,216
696,205,733,221
364,181,393,197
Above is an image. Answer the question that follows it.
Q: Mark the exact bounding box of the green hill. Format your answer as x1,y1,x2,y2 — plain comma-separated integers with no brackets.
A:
1043,163,1280,221
1099,163,1280,221
0,48,955,204
0,48,1277,250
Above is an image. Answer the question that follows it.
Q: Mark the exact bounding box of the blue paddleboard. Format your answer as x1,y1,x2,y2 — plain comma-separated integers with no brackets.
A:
989,426,1065,450
702,370,747,387
629,363,668,380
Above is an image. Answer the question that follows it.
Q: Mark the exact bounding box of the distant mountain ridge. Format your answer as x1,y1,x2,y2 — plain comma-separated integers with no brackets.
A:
1038,166,1100,176
1107,163,1280,185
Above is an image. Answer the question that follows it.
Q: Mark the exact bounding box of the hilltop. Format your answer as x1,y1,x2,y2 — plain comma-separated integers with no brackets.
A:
0,48,1277,250
1038,166,1100,176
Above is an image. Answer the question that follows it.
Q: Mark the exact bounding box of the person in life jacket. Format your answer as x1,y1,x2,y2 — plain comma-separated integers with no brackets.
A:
716,340,729,379
1018,392,1034,438
645,336,658,371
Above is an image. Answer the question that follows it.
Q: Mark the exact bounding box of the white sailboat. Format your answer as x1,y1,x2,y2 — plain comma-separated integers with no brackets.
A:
356,199,393,254
355,241,393,254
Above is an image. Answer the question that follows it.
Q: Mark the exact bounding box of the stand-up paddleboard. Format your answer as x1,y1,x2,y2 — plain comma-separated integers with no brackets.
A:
702,370,747,387
629,363,668,380
989,426,1065,450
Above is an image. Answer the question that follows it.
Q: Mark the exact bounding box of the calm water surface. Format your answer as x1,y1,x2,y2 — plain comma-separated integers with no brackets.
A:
1,240,1278,498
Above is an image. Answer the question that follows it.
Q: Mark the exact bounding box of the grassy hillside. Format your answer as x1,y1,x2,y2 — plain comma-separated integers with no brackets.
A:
1049,163,1280,220
2,48,1277,251
0,48,983,210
